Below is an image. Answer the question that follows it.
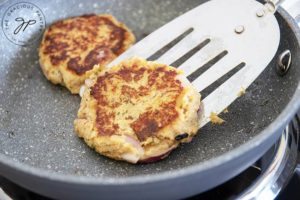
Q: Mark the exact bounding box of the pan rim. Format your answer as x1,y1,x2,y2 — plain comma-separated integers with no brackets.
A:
0,7,300,186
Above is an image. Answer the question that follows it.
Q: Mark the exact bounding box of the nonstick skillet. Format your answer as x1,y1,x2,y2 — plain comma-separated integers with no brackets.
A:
0,0,300,199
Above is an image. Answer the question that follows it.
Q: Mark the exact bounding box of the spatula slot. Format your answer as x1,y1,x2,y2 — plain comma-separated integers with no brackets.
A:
147,28,194,61
187,50,228,82
200,62,246,99
170,39,210,68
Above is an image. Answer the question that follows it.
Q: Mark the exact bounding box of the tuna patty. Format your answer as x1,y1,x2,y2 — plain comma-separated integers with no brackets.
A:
39,14,135,94
74,57,202,163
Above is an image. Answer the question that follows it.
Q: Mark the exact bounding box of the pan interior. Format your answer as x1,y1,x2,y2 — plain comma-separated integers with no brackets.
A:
0,0,299,178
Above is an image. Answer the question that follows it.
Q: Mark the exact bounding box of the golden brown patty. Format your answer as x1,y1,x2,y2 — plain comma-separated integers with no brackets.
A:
39,14,135,94
74,58,202,163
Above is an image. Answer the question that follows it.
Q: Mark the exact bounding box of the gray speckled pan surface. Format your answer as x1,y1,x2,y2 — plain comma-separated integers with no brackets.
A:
0,0,300,181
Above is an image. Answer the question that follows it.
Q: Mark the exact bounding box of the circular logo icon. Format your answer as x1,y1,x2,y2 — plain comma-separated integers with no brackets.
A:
2,2,46,46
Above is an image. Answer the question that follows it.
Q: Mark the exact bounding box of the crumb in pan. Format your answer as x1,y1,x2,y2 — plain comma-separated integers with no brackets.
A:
210,112,225,125
237,87,246,97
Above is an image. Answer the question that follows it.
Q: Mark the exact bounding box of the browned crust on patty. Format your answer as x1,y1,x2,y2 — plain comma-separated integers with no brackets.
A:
39,14,135,93
90,61,184,141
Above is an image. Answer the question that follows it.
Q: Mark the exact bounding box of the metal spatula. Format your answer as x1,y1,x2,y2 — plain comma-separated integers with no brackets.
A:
108,0,281,128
